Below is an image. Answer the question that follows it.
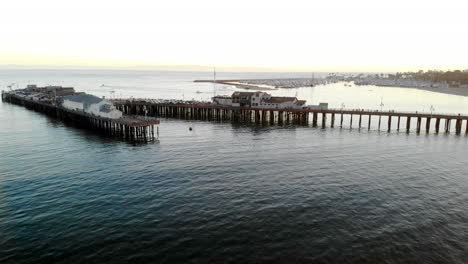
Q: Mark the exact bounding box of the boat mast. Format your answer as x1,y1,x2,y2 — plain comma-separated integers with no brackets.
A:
213,67,216,97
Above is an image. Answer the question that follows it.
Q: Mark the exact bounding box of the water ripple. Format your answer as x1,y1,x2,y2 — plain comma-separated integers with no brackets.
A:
2,103,468,263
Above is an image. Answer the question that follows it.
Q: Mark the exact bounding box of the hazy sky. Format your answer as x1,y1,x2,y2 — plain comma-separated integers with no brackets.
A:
1,0,467,72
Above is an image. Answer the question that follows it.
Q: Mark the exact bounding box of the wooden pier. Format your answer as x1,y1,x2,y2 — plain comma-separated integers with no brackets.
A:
2,92,160,142
114,99,468,135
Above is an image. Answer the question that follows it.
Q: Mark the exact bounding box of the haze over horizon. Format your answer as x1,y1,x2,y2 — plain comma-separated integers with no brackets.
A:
2,0,467,72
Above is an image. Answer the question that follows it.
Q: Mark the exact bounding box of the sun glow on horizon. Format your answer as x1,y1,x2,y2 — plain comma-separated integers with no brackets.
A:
1,0,467,72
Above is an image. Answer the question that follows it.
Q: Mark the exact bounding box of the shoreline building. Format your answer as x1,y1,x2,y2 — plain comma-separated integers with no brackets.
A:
62,94,123,119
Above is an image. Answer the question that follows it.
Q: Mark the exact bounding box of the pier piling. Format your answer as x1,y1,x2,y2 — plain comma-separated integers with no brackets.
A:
406,117,411,133
106,98,468,137
388,116,392,132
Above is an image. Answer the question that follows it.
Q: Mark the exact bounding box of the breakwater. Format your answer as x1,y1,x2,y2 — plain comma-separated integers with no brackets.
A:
114,99,468,135
2,92,160,142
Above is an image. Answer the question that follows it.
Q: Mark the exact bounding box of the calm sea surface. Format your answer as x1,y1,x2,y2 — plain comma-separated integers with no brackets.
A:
1,70,468,263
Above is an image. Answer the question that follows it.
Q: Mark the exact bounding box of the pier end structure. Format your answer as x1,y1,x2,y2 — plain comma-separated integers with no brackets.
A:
2,91,160,142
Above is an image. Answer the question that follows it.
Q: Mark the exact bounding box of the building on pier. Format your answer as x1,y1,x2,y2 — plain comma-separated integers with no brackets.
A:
214,91,312,110
232,92,254,107
256,96,305,109
212,95,232,106
62,94,123,119
305,103,329,110
250,91,272,107
26,84,76,97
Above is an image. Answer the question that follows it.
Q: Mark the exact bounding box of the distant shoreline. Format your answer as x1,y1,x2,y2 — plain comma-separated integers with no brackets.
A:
367,84,468,98
196,79,468,98
194,80,278,91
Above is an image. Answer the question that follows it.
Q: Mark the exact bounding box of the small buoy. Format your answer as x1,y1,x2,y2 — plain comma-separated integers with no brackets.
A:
189,127,192,131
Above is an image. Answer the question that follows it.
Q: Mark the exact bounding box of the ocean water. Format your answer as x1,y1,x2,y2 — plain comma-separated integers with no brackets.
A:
1,70,468,263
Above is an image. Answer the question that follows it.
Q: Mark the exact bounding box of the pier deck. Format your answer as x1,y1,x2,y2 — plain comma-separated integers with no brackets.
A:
113,99,468,135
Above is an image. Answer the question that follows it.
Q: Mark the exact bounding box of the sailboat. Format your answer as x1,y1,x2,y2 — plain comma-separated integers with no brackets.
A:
213,67,216,97
310,73,315,87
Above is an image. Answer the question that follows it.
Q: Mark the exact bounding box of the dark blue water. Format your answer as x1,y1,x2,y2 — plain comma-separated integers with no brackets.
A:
1,71,468,263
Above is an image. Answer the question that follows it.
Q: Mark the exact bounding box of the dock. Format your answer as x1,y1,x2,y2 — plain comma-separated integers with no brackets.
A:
2,92,160,142
113,99,468,135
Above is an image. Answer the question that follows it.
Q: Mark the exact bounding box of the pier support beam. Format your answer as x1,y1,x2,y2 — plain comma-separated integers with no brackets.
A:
406,117,411,133
312,113,318,127
368,114,371,130
426,118,431,133
331,113,335,128
416,117,422,134
378,115,381,131
388,116,392,132
455,119,462,135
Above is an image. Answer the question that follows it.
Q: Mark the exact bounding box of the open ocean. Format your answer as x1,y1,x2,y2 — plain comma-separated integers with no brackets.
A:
1,70,468,263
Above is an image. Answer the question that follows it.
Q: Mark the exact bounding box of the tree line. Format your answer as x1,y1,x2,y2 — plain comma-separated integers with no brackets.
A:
387,70,468,84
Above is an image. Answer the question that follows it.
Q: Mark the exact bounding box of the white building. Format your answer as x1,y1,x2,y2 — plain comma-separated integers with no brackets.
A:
250,92,271,107
62,94,123,119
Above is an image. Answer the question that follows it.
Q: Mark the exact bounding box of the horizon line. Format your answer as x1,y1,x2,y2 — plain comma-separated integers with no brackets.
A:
1,64,466,73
